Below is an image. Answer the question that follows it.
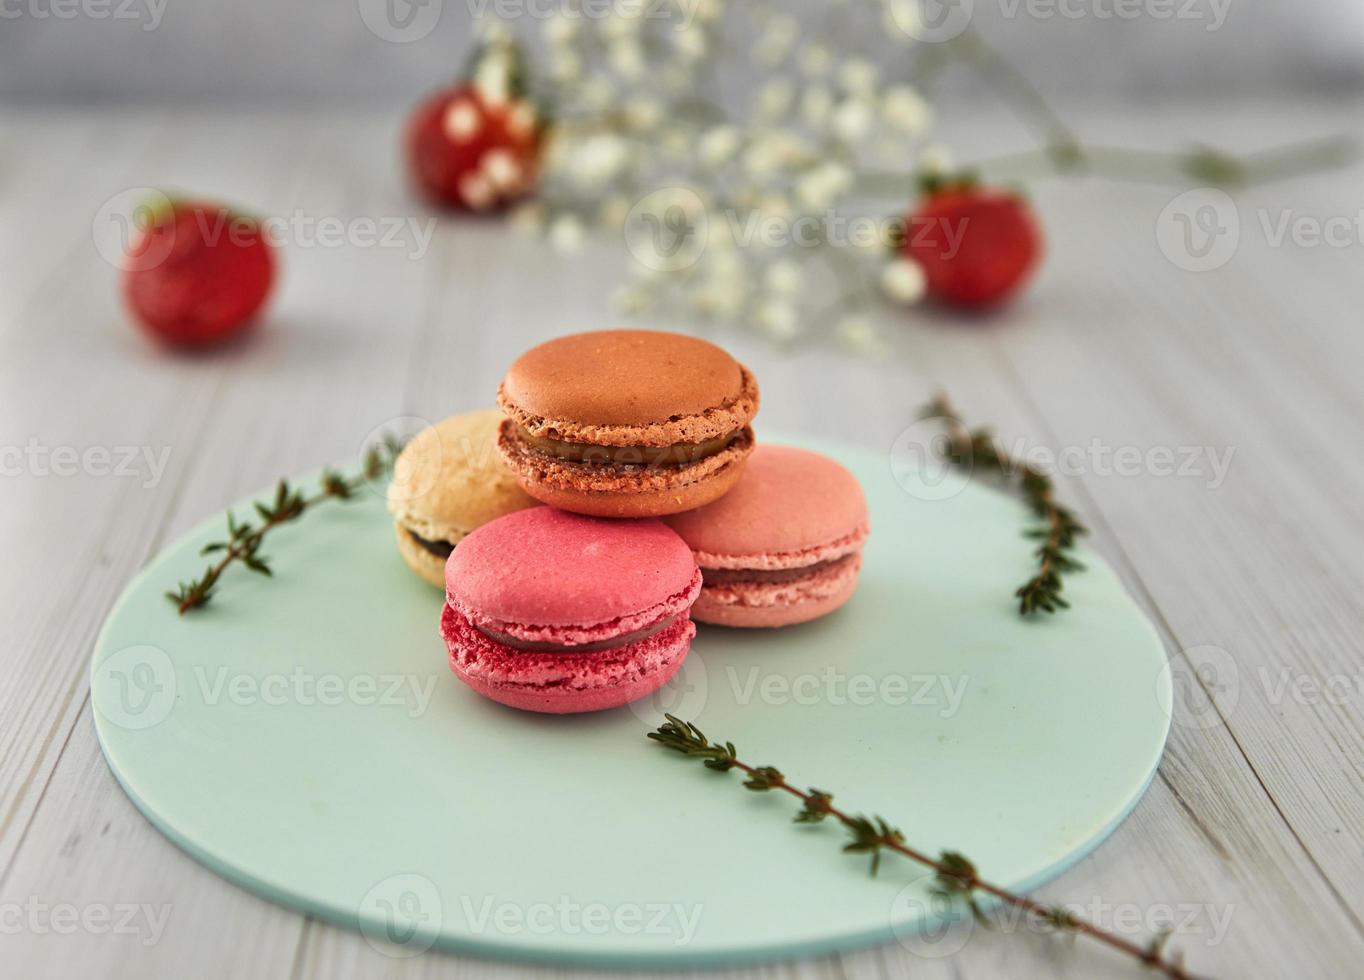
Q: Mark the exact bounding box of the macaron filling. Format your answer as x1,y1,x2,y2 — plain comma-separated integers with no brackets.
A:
514,425,743,467
475,612,680,653
407,527,456,559
701,554,856,587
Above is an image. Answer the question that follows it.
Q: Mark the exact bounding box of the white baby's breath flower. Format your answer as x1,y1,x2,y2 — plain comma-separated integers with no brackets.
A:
693,279,747,319
570,133,632,187
764,259,803,294
797,43,833,77
837,314,879,353
742,129,807,178
661,129,691,160
757,193,792,220
800,85,834,130
610,283,653,315
831,98,874,143
881,257,927,305
550,49,582,83
481,149,523,191
753,298,800,340
795,161,854,210
548,214,586,254
598,196,631,231
544,13,578,47
508,202,546,235
624,97,665,132
693,0,723,22
755,77,796,121
705,243,745,278
473,56,510,106
608,39,646,80
753,15,798,67
918,142,954,175
883,0,920,41
443,100,481,143
881,85,932,133
600,11,642,42
675,24,708,60
699,125,742,168
579,77,615,112
839,58,879,97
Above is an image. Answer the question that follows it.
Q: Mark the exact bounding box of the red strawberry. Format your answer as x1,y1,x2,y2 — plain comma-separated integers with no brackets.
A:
902,182,1043,310
122,198,276,349
405,86,541,211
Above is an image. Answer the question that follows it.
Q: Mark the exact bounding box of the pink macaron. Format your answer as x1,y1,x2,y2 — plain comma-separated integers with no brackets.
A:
441,507,702,713
664,445,870,628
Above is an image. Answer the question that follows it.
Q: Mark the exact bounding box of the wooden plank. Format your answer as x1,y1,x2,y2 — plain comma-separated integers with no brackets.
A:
4,107,1363,979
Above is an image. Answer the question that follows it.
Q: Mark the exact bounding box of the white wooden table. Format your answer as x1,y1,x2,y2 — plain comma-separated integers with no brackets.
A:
3,101,1363,979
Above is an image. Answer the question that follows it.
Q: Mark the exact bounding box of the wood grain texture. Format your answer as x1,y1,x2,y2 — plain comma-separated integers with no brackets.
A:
2,103,1362,979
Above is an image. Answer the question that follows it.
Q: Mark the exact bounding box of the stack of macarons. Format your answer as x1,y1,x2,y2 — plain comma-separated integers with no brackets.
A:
389,329,870,714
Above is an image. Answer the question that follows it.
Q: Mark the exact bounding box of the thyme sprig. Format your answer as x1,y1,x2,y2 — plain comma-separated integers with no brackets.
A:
923,394,1087,616
166,437,404,615
649,715,1195,979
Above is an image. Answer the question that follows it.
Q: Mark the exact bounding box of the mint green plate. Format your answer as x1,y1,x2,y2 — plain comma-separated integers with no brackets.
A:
92,440,1171,967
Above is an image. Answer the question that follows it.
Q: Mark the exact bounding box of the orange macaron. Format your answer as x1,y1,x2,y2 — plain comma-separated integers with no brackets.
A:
496,329,759,517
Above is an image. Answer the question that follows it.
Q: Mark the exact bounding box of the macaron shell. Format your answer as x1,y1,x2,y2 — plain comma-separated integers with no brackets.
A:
388,408,538,542
664,444,869,564
692,556,863,628
441,602,694,713
446,507,699,630
514,462,748,518
501,329,747,428
393,523,454,588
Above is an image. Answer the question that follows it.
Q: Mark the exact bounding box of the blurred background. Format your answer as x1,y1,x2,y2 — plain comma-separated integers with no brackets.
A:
4,0,1364,104
6,4,1364,980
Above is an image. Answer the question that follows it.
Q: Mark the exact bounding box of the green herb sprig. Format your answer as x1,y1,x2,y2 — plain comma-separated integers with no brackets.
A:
166,437,404,615
649,715,1194,979
923,394,1087,615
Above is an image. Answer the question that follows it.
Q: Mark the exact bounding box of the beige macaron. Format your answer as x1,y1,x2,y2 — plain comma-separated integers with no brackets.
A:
388,408,539,586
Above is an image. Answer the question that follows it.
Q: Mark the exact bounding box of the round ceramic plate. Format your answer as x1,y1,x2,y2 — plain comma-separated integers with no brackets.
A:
92,438,1171,967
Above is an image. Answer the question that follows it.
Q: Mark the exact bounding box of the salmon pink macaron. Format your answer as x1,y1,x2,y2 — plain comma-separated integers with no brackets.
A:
664,445,870,628
496,329,759,517
441,507,702,713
